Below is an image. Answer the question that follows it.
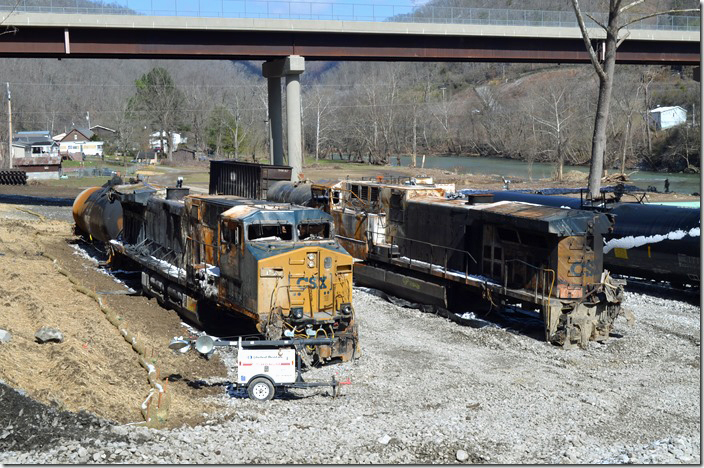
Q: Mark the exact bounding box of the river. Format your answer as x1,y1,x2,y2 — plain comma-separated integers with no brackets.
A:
396,155,702,196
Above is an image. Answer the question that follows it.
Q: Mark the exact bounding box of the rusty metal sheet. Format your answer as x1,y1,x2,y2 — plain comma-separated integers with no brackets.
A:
222,204,259,220
13,156,62,165
481,203,564,219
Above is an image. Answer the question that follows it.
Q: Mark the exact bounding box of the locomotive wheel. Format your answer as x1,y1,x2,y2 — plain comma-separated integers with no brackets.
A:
248,378,275,401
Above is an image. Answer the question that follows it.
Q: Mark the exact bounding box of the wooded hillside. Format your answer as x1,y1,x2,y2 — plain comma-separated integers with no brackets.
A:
0,0,698,173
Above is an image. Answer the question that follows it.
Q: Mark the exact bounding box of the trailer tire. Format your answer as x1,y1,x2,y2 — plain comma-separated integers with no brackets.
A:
248,377,275,401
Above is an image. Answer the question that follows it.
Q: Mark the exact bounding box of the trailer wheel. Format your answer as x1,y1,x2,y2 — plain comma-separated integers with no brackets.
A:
248,378,275,401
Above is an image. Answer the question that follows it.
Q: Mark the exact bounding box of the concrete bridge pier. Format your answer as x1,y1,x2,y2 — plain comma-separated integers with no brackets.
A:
262,55,305,180
266,75,283,166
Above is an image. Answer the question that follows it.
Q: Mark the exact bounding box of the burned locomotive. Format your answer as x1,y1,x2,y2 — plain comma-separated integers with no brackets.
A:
73,183,358,363
475,191,700,287
270,178,626,348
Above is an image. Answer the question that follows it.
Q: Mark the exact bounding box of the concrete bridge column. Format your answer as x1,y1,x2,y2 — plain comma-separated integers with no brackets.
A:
262,55,305,181
285,72,302,180
266,76,283,166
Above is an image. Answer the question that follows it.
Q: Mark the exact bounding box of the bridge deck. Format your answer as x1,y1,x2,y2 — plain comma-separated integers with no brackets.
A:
0,12,698,63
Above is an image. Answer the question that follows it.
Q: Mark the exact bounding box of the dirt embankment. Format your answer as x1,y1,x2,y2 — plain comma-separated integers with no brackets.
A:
0,210,229,428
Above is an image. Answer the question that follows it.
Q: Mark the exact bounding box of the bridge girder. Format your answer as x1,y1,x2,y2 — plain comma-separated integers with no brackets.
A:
0,26,698,65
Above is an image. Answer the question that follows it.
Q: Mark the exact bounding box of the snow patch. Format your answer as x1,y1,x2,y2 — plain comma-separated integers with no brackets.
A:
604,227,700,254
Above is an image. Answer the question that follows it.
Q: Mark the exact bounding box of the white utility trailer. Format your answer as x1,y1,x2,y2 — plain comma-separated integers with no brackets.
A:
170,335,340,401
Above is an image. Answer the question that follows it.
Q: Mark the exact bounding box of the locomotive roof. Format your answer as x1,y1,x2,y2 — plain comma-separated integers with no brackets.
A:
188,194,298,210
409,197,613,236
188,195,332,224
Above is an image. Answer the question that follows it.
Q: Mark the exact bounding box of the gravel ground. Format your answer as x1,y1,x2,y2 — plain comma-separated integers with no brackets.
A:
0,285,699,464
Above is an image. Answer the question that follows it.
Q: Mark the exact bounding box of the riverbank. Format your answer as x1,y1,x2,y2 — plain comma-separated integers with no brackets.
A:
1,156,698,205
302,158,700,203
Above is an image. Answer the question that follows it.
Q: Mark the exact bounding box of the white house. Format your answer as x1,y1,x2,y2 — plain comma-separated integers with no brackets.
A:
56,128,104,159
649,106,687,130
149,131,185,153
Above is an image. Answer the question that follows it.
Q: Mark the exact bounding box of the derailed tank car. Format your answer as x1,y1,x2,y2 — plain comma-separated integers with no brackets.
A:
76,183,358,363
270,179,626,348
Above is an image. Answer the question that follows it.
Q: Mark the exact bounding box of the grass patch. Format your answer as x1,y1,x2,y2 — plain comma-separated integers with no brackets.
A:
42,176,112,189
181,172,210,186
62,160,98,168
303,156,369,167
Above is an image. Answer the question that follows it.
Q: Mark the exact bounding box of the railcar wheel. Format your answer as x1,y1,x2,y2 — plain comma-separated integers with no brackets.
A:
248,378,275,401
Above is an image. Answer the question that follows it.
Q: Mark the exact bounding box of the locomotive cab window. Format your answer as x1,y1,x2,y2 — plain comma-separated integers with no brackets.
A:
248,223,293,241
298,222,331,240
221,223,241,245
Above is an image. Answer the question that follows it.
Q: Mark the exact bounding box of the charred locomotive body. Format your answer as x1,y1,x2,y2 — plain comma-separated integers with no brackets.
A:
477,191,700,286
270,179,625,348
76,184,358,363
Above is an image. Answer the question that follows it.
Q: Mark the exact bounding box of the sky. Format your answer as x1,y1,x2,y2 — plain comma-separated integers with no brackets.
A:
108,0,429,21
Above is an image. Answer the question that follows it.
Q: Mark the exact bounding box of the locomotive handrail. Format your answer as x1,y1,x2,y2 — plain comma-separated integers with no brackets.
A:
503,258,555,303
129,237,188,284
187,235,221,266
370,229,477,281
340,187,372,212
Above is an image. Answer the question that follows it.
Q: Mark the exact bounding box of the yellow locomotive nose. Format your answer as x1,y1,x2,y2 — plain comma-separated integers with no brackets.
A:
288,249,338,318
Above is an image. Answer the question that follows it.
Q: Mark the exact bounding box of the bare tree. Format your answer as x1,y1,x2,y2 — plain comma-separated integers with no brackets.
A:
611,70,644,174
304,86,334,161
571,0,699,198
640,69,655,161
531,87,574,181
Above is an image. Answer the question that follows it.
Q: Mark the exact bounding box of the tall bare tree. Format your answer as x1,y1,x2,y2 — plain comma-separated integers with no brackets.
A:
531,87,574,181
571,0,698,198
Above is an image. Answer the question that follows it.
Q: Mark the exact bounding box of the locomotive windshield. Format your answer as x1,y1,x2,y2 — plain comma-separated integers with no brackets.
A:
298,222,331,240
248,223,293,242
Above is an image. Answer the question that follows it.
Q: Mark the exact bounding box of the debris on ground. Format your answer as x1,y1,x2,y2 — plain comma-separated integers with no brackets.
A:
34,327,64,344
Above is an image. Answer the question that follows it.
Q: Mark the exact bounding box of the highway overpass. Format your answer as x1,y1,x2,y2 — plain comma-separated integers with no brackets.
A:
0,12,698,64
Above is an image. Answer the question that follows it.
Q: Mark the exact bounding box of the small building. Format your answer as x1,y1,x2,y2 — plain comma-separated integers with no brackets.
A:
90,124,116,139
136,149,160,164
170,147,208,164
11,143,29,159
12,155,62,180
649,106,687,130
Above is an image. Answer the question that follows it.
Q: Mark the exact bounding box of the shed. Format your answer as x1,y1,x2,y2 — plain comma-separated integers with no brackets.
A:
172,147,196,162
649,106,687,130
12,143,29,159
12,155,62,180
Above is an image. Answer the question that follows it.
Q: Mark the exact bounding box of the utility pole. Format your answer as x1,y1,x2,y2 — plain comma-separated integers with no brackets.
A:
86,111,90,129
6,82,12,169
